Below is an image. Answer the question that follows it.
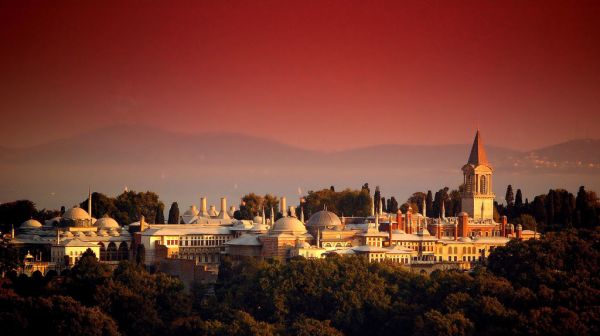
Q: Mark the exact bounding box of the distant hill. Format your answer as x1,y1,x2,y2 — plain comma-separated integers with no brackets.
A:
0,125,598,210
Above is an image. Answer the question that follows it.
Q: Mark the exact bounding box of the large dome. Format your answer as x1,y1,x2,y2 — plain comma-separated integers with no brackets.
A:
95,217,120,229
306,210,342,228
20,219,42,229
63,207,90,221
272,216,307,235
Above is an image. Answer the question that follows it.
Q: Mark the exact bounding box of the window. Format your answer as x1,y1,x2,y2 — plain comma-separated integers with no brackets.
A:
480,175,487,194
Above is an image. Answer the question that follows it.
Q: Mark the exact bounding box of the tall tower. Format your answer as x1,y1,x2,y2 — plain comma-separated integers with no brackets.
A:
461,130,495,220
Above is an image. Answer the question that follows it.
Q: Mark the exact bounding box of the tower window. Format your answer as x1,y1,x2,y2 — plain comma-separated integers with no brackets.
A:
480,175,487,194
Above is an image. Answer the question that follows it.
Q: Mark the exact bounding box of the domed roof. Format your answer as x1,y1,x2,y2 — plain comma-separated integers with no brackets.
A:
95,216,120,229
458,211,469,217
183,205,199,217
253,215,264,224
306,210,342,227
63,207,90,221
458,237,472,242
20,219,43,229
272,216,307,235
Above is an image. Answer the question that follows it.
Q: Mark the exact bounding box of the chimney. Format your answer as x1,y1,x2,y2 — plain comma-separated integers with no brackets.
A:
516,224,523,239
140,215,147,232
501,216,507,237
220,197,227,213
458,212,469,238
454,222,458,240
200,197,208,216
281,197,287,217
436,224,441,239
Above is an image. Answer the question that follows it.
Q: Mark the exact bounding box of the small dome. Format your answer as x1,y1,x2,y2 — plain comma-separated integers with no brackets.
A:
306,210,342,228
183,205,199,217
253,215,264,224
95,216,120,229
516,224,523,230
272,216,307,235
458,212,469,217
20,219,43,229
63,207,90,221
458,237,472,242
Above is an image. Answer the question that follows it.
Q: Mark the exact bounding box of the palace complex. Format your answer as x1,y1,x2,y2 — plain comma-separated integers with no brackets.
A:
6,130,536,281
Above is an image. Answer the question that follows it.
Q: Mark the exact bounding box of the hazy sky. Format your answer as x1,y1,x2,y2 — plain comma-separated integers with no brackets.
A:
1,0,599,151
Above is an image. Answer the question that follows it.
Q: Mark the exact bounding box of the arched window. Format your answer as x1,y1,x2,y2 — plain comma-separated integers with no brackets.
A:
480,175,487,194
107,242,117,261
99,243,106,261
118,242,129,261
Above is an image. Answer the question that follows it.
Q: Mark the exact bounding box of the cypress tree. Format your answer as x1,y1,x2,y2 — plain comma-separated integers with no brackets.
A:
426,190,433,217
505,185,514,207
168,202,180,224
515,189,523,209
155,203,165,224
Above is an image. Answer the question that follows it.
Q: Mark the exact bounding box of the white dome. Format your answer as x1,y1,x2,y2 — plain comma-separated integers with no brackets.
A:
63,207,90,221
95,217,120,229
253,215,264,223
20,219,43,229
183,205,199,217
272,216,307,235
306,210,342,228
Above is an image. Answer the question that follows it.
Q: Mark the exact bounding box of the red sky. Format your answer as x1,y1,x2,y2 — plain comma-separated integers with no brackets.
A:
1,0,599,151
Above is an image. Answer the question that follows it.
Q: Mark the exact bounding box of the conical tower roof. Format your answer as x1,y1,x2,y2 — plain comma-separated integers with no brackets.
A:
467,130,489,166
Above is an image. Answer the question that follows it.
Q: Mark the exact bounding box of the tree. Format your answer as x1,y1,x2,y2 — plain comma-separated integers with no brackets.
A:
426,191,434,216
155,203,165,224
374,186,381,213
0,200,36,234
168,202,180,224
388,197,399,213
79,192,117,219
505,185,514,207
515,189,523,209
288,317,343,336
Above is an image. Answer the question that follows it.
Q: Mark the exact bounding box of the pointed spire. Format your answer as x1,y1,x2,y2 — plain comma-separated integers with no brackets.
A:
270,207,275,224
441,201,446,220
262,207,266,225
88,187,92,221
422,198,426,218
370,196,375,217
300,206,304,223
11,224,15,239
56,228,60,244
467,130,489,166
316,227,320,247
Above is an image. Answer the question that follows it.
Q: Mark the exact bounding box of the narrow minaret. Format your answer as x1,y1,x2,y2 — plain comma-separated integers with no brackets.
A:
316,227,321,247
422,198,426,218
378,198,383,215
88,187,92,222
300,207,305,223
270,207,275,224
262,207,266,225
441,201,446,220
11,224,15,239
370,196,375,216
56,228,60,244
375,210,379,227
